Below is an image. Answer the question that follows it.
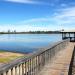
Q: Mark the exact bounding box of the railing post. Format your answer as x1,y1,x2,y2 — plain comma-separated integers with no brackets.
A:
6,71,8,75
8,69,11,75
32,58,34,75
35,56,38,74
12,67,15,75
3,72,6,75
27,60,30,75
50,49,52,60
43,52,45,65
45,51,47,64
46,50,48,62
41,53,44,66
25,62,27,75
11,68,13,75
29,59,31,75
0,73,3,75
33,57,36,75
38,55,40,71
15,66,17,75
28,60,30,75
48,49,51,62
20,64,22,75
22,63,25,75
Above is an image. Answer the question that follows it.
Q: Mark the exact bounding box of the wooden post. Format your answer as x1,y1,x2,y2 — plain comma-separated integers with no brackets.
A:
3,72,6,75
74,32,75,42
8,69,11,75
38,55,40,71
25,62,27,75
15,66,19,75
69,32,70,37
11,68,13,75
22,63,24,75
32,58,34,75
35,56,37,74
27,60,30,75
0,73,3,75
62,32,64,39
29,59,31,75
6,71,8,75
12,67,15,75
19,64,22,75
64,32,66,39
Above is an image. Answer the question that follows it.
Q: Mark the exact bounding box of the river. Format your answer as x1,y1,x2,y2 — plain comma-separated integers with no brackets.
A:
0,34,62,53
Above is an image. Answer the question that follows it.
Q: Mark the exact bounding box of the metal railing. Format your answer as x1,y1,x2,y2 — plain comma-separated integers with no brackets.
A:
0,39,69,75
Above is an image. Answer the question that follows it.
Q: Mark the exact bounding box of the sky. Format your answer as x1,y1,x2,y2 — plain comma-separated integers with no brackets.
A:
0,0,75,31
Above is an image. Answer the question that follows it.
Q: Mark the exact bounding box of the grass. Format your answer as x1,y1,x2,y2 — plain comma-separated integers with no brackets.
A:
0,56,25,63
0,51,26,63
0,50,6,53
0,58,12,63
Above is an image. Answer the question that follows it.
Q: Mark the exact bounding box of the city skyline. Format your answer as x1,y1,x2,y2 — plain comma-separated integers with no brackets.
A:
0,0,75,31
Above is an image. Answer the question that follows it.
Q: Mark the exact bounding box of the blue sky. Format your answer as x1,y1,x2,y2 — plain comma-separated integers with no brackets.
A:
0,0,75,31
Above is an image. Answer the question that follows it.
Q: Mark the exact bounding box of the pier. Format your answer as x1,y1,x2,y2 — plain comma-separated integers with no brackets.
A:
0,33,75,75
62,32,75,42
38,42,74,75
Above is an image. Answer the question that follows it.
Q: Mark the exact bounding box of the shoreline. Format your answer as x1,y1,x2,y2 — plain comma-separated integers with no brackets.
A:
0,32,61,34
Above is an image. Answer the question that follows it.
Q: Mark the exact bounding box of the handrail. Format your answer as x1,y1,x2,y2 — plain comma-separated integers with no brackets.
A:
0,39,69,75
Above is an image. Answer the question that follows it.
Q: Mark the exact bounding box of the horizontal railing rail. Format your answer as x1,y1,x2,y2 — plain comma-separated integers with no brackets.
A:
0,39,69,75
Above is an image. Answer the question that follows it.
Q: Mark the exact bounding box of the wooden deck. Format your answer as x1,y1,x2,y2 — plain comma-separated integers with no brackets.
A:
38,42,75,75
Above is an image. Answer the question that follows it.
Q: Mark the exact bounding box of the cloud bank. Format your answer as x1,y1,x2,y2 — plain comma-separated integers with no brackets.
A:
54,7,75,25
2,6,75,31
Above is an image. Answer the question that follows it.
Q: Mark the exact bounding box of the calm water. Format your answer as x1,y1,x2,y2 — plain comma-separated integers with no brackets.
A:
0,34,62,53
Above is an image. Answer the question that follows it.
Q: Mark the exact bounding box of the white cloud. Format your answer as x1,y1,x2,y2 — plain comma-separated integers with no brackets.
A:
1,5,75,31
53,7,75,26
20,6,75,27
0,24,52,32
55,7,75,18
4,0,50,5
19,18,51,24
6,6,75,31
5,0,38,4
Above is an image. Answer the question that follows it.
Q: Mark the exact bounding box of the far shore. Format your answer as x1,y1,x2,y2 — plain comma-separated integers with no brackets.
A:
0,31,61,34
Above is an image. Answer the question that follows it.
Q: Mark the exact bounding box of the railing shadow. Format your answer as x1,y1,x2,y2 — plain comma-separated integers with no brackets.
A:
68,46,75,75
